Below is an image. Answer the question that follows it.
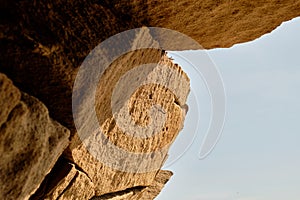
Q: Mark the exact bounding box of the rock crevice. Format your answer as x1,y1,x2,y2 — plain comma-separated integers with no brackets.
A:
1,0,300,199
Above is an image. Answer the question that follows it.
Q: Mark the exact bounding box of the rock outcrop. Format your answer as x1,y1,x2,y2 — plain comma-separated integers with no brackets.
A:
1,0,300,199
29,44,189,199
1,0,300,134
0,73,70,200
91,171,173,200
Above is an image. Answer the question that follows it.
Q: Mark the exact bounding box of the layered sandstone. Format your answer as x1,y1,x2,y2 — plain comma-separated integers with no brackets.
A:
1,0,300,200
1,0,300,134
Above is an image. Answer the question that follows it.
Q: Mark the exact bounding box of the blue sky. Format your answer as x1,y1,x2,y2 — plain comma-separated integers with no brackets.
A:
156,17,300,200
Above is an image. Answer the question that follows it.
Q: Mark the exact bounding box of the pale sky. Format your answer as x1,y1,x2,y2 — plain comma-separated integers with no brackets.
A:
156,17,300,200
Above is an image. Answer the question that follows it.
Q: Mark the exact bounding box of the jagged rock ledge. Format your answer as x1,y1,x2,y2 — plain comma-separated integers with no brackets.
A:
1,0,300,199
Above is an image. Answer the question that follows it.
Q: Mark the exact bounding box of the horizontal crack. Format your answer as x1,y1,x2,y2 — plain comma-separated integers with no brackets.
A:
91,186,146,200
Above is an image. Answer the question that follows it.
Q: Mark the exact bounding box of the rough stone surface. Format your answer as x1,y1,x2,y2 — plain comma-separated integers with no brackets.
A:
29,157,95,200
51,46,189,198
19,28,188,200
45,162,79,200
1,0,300,133
1,0,300,200
0,73,70,200
128,170,173,200
92,171,173,200
143,0,300,48
51,164,95,200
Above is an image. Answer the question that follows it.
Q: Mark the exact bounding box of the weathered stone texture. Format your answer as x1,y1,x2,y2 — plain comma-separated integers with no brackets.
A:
1,0,300,199
92,171,173,200
0,73,70,200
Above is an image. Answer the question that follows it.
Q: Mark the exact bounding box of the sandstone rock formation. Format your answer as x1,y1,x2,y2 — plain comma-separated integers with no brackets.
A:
29,44,189,199
1,0,300,134
1,0,300,199
91,171,173,200
0,73,70,200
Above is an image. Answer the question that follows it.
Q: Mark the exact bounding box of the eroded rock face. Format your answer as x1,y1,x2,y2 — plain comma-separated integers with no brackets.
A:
135,0,300,48
65,26,189,196
91,171,173,200
48,163,95,200
1,0,300,200
1,0,300,133
32,44,189,199
0,73,70,200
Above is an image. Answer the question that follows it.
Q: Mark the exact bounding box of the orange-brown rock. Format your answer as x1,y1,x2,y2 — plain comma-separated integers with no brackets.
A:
1,0,300,200
44,162,95,200
91,171,173,200
42,31,189,199
1,0,300,133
